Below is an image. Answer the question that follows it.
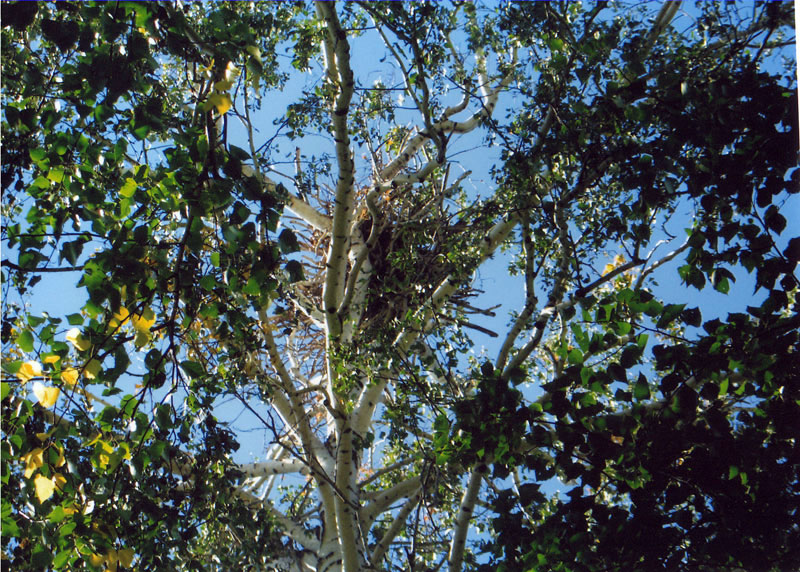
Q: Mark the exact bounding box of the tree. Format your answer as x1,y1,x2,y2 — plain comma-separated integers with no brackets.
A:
2,1,798,570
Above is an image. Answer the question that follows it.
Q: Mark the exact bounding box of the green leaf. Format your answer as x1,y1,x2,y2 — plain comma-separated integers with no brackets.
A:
66,313,84,326
243,277,261,296
614,321,632,335
46,168,65,183
32,176,51,189
567,348,583,365
17,330,34,352
633,375,650,400
278,229,300,253
41,18,79,52
181,361,206,378
29,148,47,162
53,550,71,568
119,177,137,198
144,349,162,370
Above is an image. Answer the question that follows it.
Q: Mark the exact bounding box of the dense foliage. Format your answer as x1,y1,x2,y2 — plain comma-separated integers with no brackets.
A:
2,2,797,571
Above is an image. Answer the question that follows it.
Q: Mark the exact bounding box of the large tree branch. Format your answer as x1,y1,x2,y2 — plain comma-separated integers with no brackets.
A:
317,1,357,344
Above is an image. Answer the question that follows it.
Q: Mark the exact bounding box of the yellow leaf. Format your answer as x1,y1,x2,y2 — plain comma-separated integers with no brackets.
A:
207,91,232,115
89,553,105,567
61,367,80,385
601,254,627,276
36,431,50,442
109,306,131,329
18,361,43,383
95,440,115,469
118,548,134,567
43,354,61,364
131,307,155,333
33,382,60,408
54,446,66,468
53,473,67,491
34,474,56,503
214,79,234,91
84,359,101,380
22,447,45,478
66,328,91,351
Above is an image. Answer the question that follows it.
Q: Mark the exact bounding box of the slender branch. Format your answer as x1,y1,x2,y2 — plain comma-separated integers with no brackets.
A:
2,260,84,273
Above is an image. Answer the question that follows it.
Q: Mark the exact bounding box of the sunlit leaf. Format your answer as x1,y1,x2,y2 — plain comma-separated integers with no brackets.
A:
205,91,233,115
110,306,131,329
66,328,91,351
22,448,45,478
60,367,79,385
131,307,155,333
34,474,56,503
33,382,60,408
119,177,137,198
18,360,43,383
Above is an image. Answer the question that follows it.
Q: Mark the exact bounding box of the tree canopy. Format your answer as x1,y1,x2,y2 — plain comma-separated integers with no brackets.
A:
2,2,798,571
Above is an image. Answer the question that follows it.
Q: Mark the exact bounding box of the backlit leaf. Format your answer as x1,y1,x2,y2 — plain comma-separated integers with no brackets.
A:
60,368,79,385
33,382,60,408
18,360,43,383
22,447,45,478
34,474,56,503
66,328,91,351
119,178,137,198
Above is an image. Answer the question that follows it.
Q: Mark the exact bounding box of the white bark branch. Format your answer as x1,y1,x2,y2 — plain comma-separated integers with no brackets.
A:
317,1,357,344
447,464,487,572
238,459,311,477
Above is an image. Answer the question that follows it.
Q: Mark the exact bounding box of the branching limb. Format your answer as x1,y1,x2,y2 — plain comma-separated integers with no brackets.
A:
338,192,383,337
369,487,423,568
362,475,423,525
496,220,544,371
